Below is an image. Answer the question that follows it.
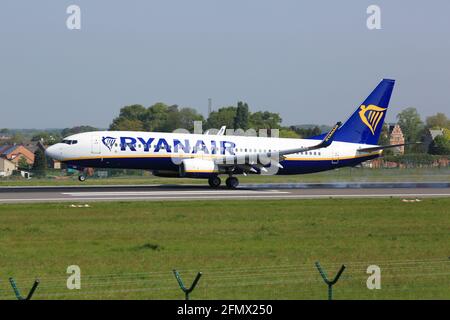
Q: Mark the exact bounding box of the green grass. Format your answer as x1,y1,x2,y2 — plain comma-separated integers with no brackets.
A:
1,167,450,186
0,198,449,300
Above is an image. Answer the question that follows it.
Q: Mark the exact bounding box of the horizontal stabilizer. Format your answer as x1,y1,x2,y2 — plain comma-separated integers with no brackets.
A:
358,142,420,153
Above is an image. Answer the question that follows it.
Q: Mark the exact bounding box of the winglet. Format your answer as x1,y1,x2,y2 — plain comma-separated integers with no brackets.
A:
319,122,341,148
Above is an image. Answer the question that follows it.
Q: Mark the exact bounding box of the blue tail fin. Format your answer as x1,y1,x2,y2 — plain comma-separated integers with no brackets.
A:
313,79,395,145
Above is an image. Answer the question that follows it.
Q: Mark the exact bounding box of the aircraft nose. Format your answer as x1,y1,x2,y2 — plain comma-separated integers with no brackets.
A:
45,144,62,160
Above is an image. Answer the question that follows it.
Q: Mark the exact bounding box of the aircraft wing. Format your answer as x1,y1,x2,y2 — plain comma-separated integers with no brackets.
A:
214,122,341,167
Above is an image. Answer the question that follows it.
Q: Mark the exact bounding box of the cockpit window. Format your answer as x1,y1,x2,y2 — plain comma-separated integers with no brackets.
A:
62,140,78,145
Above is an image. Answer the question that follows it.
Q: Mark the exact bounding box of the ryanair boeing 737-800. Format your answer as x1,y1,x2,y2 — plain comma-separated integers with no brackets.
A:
45,79,406,188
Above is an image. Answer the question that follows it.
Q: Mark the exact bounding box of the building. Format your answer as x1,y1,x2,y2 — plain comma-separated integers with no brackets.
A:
0,144,35,166
388,124,405,155
0,135,11,141
0,158,17,177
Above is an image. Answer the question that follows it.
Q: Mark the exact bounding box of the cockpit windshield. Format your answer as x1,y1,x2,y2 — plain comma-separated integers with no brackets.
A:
61,140,78,145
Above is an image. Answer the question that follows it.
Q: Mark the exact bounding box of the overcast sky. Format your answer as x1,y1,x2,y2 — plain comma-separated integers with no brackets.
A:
0,0,449,129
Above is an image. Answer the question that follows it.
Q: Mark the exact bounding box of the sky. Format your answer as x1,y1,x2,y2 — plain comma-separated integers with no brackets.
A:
0,0,449,129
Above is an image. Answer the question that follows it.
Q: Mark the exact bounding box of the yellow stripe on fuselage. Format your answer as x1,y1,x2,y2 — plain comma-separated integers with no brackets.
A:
63,151,381,162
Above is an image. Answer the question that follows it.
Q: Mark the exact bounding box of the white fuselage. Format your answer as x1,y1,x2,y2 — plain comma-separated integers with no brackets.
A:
45,131,380,176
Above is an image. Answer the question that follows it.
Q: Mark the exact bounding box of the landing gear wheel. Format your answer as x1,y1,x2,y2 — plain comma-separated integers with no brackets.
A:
208,176,221,188
78,175,86,182
225,177,239,189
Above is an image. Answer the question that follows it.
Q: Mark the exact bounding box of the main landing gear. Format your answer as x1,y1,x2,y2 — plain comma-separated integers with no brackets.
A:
208,176,239,189
225,176,239,189
78,175,86,182
208,176,221,188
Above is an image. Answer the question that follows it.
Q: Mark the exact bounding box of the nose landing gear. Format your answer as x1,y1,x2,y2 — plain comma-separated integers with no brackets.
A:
77,167,93,182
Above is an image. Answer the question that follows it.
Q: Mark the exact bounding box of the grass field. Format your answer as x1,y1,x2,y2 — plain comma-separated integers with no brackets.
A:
0,198,449,300
1,167,450,186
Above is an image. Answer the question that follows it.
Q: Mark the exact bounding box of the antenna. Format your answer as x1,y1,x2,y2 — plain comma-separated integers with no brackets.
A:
208,98,212,117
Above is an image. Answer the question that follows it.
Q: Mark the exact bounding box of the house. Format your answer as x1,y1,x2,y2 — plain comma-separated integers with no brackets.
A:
0,135,11,141
388,124,405,155
0,144,35,166
0,158,17,177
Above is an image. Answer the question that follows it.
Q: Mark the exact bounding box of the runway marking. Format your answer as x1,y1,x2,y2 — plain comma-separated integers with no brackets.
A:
61,190,289,197
1,193,449,203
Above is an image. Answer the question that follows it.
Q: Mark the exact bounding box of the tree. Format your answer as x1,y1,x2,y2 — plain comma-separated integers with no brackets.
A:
164,106,204,132
279,128,300,138
109,103,205,132
18,156,30,170
397,108,424,152
117,104,147,121
206,106,237,129
428,134,450,155
234,101,250,130
378,123,390,145
32,149,47,177
61,126,98,137
176,107,204,132
31,132,60,145
144,103,170,131
249,111,282,130
310,126,321,137
109,104,147,131
8,133,25,144
426,113,450,129
109,118,145,131
377,123,395,155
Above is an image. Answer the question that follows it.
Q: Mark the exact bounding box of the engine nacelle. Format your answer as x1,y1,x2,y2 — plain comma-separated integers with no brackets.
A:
179,158,218,178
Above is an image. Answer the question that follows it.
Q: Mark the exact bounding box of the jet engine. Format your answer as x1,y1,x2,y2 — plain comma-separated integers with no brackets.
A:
179,158,218,178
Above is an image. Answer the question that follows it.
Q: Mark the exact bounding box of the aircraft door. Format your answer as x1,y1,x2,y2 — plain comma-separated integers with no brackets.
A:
91,135,101,154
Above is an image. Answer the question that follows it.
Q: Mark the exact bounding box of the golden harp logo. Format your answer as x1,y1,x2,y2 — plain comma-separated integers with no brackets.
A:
359,105,386,135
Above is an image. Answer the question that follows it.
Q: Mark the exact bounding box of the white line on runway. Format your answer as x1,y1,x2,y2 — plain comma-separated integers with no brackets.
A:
1,193,449,202
61,190,289,196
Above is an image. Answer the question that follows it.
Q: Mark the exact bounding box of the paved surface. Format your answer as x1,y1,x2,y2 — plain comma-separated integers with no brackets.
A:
0,183,449,203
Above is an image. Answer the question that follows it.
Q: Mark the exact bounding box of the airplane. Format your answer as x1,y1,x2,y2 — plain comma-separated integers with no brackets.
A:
45,79,407,188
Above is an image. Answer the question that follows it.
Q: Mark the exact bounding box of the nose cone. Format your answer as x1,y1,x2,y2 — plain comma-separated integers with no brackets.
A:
45,144,63,161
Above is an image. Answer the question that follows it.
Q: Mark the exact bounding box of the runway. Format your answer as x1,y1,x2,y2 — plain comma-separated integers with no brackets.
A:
0,183,449,203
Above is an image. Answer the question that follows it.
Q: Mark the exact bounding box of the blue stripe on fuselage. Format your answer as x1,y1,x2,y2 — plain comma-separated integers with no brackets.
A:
64,154,379,175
